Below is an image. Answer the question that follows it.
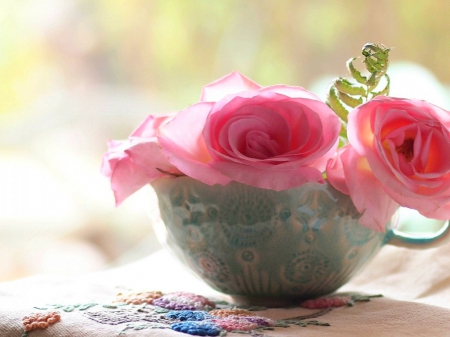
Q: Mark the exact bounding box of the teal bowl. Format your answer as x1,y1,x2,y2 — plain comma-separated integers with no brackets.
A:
150,177,450,305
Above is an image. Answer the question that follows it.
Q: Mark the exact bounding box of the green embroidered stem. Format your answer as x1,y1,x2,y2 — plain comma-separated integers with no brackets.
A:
327,43,392,139
284,308,333,320
347,293,383,306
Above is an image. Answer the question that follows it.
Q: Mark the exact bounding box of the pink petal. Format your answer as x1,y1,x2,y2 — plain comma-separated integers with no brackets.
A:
421,201,450,220
131,114,173,138
200,71,261,102
257,84,323,101
326,146,350,195
101,140,128,177
102,137,179,205
311,137,339,172
347,101,375,156
338,146,398,231
125,140,182,178
110,157,152,206
158,102,232,186
209,160,324,191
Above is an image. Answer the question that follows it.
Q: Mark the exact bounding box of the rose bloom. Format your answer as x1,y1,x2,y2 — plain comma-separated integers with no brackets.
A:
158,71,340,191
327,96,450,230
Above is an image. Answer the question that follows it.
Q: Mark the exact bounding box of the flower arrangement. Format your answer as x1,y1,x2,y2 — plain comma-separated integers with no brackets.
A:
102,43,450,232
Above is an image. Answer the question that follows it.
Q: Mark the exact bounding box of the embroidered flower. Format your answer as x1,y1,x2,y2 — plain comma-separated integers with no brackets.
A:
209,308,254,318
171,321,222,336
166,310,212,321
153,292,216,311
115,290,163,305
22,311,61,332
211,316,259,331
300,296,351,309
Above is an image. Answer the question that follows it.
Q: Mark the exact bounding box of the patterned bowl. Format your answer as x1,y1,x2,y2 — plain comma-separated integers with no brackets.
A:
150,176,450,305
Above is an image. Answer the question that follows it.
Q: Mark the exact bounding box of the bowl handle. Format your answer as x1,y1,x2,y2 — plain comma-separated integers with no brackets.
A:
384,221,450,249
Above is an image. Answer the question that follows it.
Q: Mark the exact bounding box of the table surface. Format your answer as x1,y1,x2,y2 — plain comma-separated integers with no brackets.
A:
1,242,450,337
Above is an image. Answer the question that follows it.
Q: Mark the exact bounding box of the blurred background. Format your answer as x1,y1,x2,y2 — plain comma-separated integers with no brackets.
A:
1,0,449,282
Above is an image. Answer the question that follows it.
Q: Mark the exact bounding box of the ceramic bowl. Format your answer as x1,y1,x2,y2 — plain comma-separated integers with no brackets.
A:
150,176,450,305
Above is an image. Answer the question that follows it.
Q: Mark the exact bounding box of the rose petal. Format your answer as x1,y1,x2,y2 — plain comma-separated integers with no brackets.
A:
257,84,323,101
109,156,152,206
326,147,350,195
125,140,182,178
158,102,232,186
101,140,128,177
210,160,324,191
200,71,261,102
335,146,398,231
131,114,173,138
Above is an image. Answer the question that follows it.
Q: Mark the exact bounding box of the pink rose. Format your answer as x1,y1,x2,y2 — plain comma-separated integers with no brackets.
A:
159,71,340,190
101,114,181,205
329,96,450,226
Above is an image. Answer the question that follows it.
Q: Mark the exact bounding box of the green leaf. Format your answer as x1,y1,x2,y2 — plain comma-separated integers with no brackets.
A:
371,74,390,98
327,87,349,122
338,91,364,108
365,72,382,92
346,58,367,85
334,78,366,96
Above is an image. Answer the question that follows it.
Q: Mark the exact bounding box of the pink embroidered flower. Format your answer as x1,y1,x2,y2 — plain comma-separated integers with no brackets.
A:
211,316,259,331
101,114,181,205
211,314,275,331
152,292,216,311
328,96,450,228
300,296,351,309
159,71,341,191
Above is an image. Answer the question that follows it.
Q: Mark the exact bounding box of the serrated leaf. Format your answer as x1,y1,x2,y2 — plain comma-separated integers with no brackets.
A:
363,57,383,73
366,72,383,92
334,78,366,96
327,87,349,122
338,91,363,108
346,58,367,85
371,74,390,98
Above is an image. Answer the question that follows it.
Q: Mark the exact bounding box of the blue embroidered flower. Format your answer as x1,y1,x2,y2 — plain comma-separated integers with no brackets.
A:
171,321,222,336
166,310,212,321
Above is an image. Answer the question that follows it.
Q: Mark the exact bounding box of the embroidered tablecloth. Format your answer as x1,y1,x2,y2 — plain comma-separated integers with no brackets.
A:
1,243,450,337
